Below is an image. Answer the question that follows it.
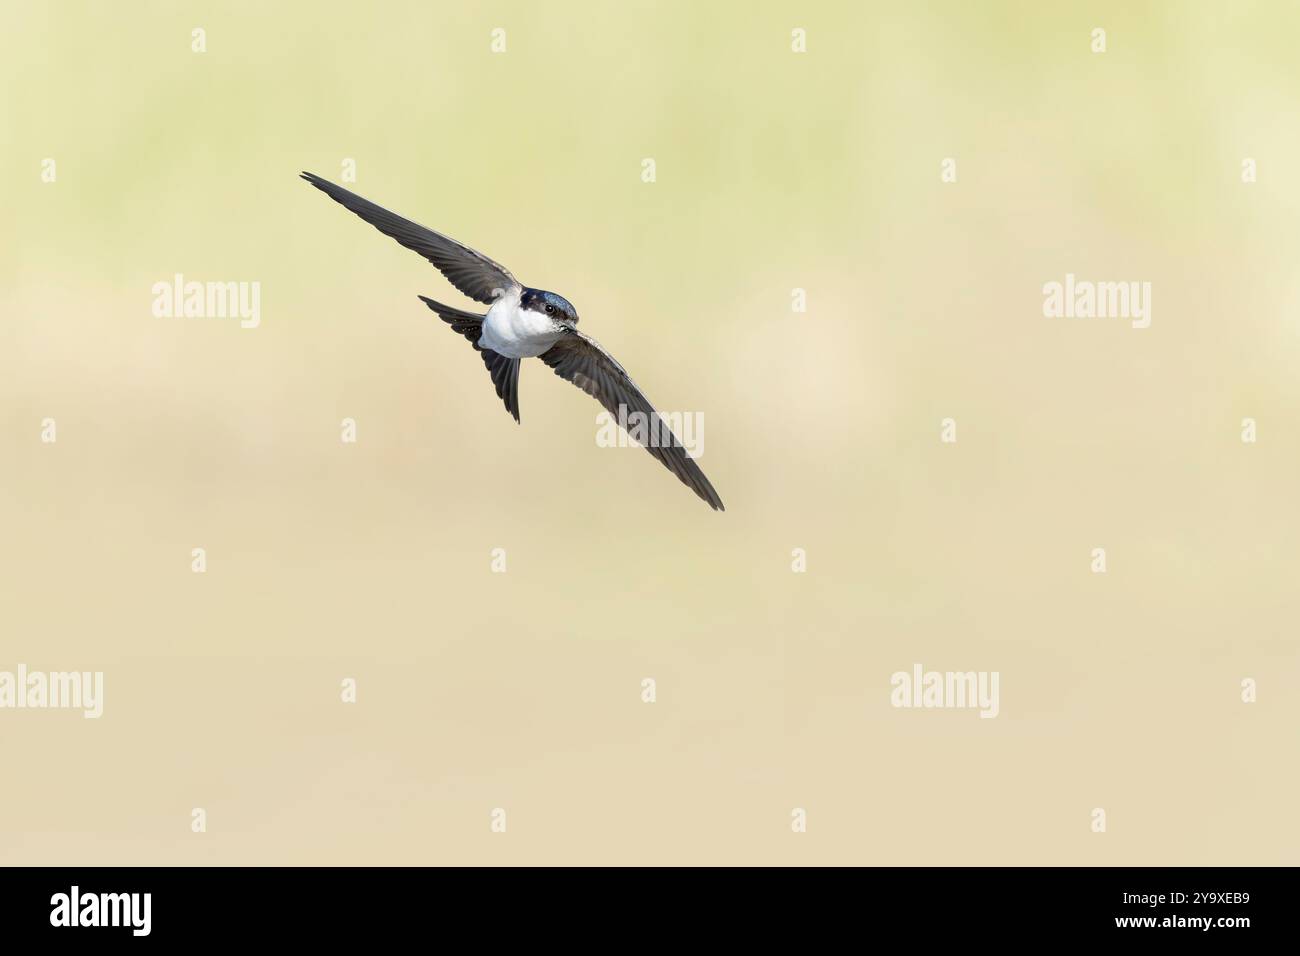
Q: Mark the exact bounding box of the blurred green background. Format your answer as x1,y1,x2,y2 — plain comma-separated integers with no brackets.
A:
1,1,1297,864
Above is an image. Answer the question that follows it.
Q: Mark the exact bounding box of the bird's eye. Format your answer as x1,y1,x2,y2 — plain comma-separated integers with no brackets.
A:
545,305,554,314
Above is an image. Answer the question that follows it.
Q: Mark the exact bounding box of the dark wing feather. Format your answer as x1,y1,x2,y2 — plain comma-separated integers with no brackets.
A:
539,328,724,510
419,296,520,422
480,351,521,424
303,172,519,305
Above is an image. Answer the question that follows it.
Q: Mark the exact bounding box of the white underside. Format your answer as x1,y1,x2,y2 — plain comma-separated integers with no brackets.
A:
479,289,563,358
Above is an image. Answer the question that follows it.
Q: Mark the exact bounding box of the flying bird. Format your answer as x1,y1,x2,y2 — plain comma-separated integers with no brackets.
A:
301,172,724,511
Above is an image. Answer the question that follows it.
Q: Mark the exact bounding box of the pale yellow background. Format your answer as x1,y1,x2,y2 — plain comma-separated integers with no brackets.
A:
1,1,1297,865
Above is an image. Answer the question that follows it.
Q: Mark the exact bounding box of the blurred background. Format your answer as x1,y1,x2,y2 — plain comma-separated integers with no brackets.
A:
1,0,1297,864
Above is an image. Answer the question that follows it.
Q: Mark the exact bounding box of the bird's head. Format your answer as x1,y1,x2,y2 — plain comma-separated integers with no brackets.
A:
521,288,579,325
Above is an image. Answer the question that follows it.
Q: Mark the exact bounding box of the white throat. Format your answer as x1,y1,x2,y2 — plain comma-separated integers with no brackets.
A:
479,289,563,358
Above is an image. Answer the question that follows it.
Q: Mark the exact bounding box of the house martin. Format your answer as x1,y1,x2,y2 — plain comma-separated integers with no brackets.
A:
301,172,724,511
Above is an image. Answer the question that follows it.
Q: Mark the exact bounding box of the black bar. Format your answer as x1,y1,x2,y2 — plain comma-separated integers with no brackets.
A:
0,866,1281,942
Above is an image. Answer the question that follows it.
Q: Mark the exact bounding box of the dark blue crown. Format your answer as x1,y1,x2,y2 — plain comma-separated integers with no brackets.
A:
521,288,579,324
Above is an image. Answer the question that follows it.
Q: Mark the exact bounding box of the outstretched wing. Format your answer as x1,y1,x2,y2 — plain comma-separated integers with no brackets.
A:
539,328,724,511
302,172,520,305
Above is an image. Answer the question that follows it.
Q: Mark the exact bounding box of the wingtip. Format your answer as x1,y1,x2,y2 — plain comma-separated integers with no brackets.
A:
699,483,725,511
